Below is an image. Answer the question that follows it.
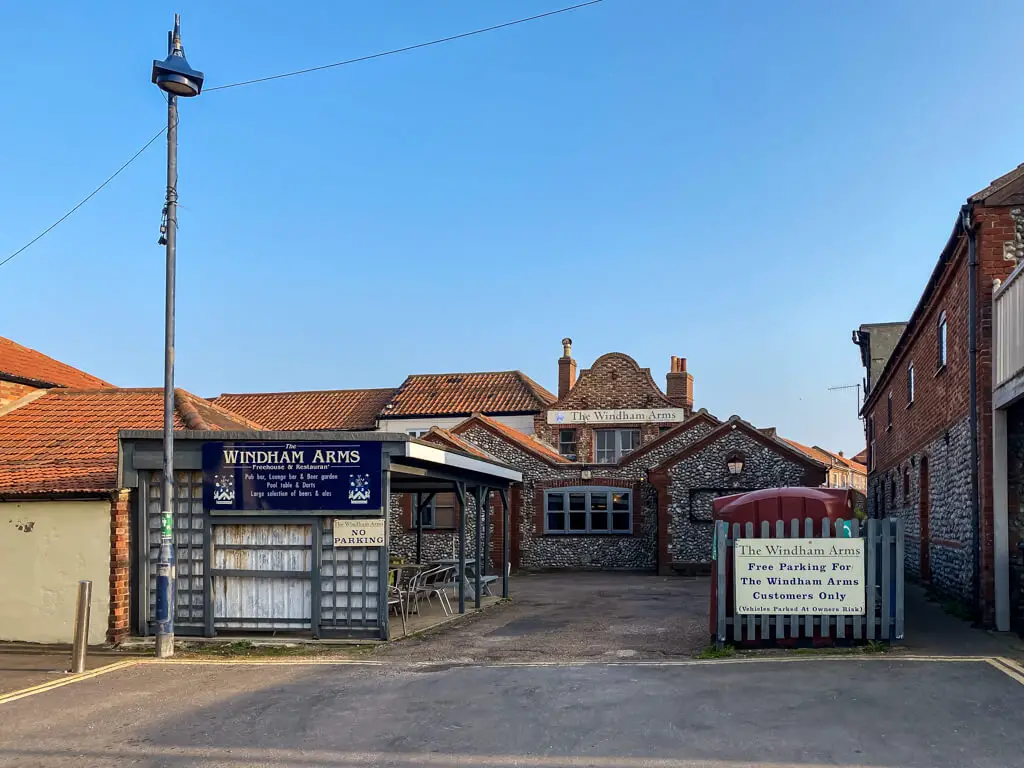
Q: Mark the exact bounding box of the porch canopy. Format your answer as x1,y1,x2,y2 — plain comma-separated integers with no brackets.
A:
118,430,522,640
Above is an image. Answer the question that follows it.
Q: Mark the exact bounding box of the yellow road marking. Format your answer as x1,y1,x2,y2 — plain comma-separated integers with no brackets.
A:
149,657,386,666
987,657,1024,686
995,656,1024,676
0,659,139,705
0,743,898,767
0,652,1015,707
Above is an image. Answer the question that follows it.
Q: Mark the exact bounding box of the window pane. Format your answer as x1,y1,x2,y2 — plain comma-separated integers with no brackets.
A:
434,505,456,529
612,492,630,511
590,493,608,511
558,429,577,459
547,512,565,531
612,512,630,531
569,493,586,511
569,512,587,530
621,430,640,452
590,511,609,531
595,431,614,449
547,494,564,511
595,449,615,464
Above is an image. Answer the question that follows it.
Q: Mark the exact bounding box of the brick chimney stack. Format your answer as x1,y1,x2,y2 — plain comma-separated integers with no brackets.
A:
558,337,577,399
666,356,694,414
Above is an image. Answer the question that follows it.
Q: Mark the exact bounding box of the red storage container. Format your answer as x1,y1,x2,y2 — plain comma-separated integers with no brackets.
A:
708,487,855,642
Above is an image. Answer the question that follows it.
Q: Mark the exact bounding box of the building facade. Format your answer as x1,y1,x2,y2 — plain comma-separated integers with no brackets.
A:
385,345,826,575
855,164,1024,628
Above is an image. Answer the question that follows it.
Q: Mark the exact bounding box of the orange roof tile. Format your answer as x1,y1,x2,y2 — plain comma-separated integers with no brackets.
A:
0,336,111,389
211,388,397,431
0,388,262,497
420,427,495,460
783,439,837,467
783,440,866,474
453,413,572,465
383,371,555,418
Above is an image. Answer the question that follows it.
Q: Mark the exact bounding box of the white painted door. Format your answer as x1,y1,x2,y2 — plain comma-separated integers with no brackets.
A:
212,523,313,631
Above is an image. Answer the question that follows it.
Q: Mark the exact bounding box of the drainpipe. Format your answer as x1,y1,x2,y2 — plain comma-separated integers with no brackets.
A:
962,204,982,622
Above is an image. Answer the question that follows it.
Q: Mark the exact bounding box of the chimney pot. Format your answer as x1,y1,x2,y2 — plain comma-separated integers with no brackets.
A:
558,338,577,398
665,355,694,414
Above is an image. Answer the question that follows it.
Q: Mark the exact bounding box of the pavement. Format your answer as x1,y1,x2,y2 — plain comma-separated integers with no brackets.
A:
1,657,1023,767
377,572,710,664
0,646,132,695
3,573,1024,767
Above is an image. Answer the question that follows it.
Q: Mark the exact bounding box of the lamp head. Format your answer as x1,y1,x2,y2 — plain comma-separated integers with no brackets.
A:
152,15,204,97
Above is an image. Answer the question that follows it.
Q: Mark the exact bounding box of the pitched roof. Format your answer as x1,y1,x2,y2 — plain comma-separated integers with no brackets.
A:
653,417,828,474
419,427,495,460
618,409,721,466
211,388,397,431
452,413,573,465
0,336,111,389
851,448,868,465
783,439,837,467
784,439,868,475
383,371,556,418
0,388,263,497
969,163,1024,204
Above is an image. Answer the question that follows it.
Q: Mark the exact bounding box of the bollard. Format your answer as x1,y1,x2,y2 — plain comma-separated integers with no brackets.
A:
71,580,92,674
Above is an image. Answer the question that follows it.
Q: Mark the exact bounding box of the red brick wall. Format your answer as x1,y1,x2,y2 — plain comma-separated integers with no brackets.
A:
534,353,686,457
865,246,971,472
0,380,39,409
863,205,1018,622
108,490,131,644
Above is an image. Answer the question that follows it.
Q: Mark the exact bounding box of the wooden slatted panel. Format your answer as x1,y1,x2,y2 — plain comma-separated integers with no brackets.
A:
774,520,785,640
804,517,814,637
789,518,800,638
866,518,877,640
745,521,755,641
881,520,892,640
715,521,727,646
894,519,905,640
733,522,743,643
850,518,862,640
760,521,770,640
834,519,845,640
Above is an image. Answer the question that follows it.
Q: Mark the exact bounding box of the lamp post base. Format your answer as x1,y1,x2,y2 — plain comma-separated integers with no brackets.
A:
155,633,175,659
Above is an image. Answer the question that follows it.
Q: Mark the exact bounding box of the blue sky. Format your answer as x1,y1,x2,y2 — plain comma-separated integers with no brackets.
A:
2,1,1023,455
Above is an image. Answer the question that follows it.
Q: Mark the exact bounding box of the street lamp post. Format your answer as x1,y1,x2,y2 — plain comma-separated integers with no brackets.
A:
151,14,204,659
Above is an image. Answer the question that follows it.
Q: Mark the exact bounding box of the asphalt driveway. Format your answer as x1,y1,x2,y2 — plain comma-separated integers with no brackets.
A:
1,657,1022,767
380,572,710,663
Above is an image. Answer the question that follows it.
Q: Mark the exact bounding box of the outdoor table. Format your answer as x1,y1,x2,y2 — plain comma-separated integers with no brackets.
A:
430,558,496,600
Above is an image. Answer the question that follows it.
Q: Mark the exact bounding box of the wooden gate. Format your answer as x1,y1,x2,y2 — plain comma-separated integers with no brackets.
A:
211,522,314,631
713,517,904,647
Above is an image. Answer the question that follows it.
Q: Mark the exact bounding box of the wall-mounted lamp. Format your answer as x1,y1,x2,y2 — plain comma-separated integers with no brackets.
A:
726,453,745,475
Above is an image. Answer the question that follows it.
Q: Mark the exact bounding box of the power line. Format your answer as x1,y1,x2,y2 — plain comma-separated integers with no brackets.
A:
206,0,603,92
0,0,603,269
0,126,167,269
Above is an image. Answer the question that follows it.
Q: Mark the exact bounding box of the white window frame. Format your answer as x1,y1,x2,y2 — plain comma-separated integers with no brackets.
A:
543,487,632,534
594,429,641,464
907,362,915,404
558,429,578,460
407,429,431,438
937,311,948,369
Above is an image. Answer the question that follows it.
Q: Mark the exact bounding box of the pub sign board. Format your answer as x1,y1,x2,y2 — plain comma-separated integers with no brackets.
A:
734,538,865,615
202,442,383,512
